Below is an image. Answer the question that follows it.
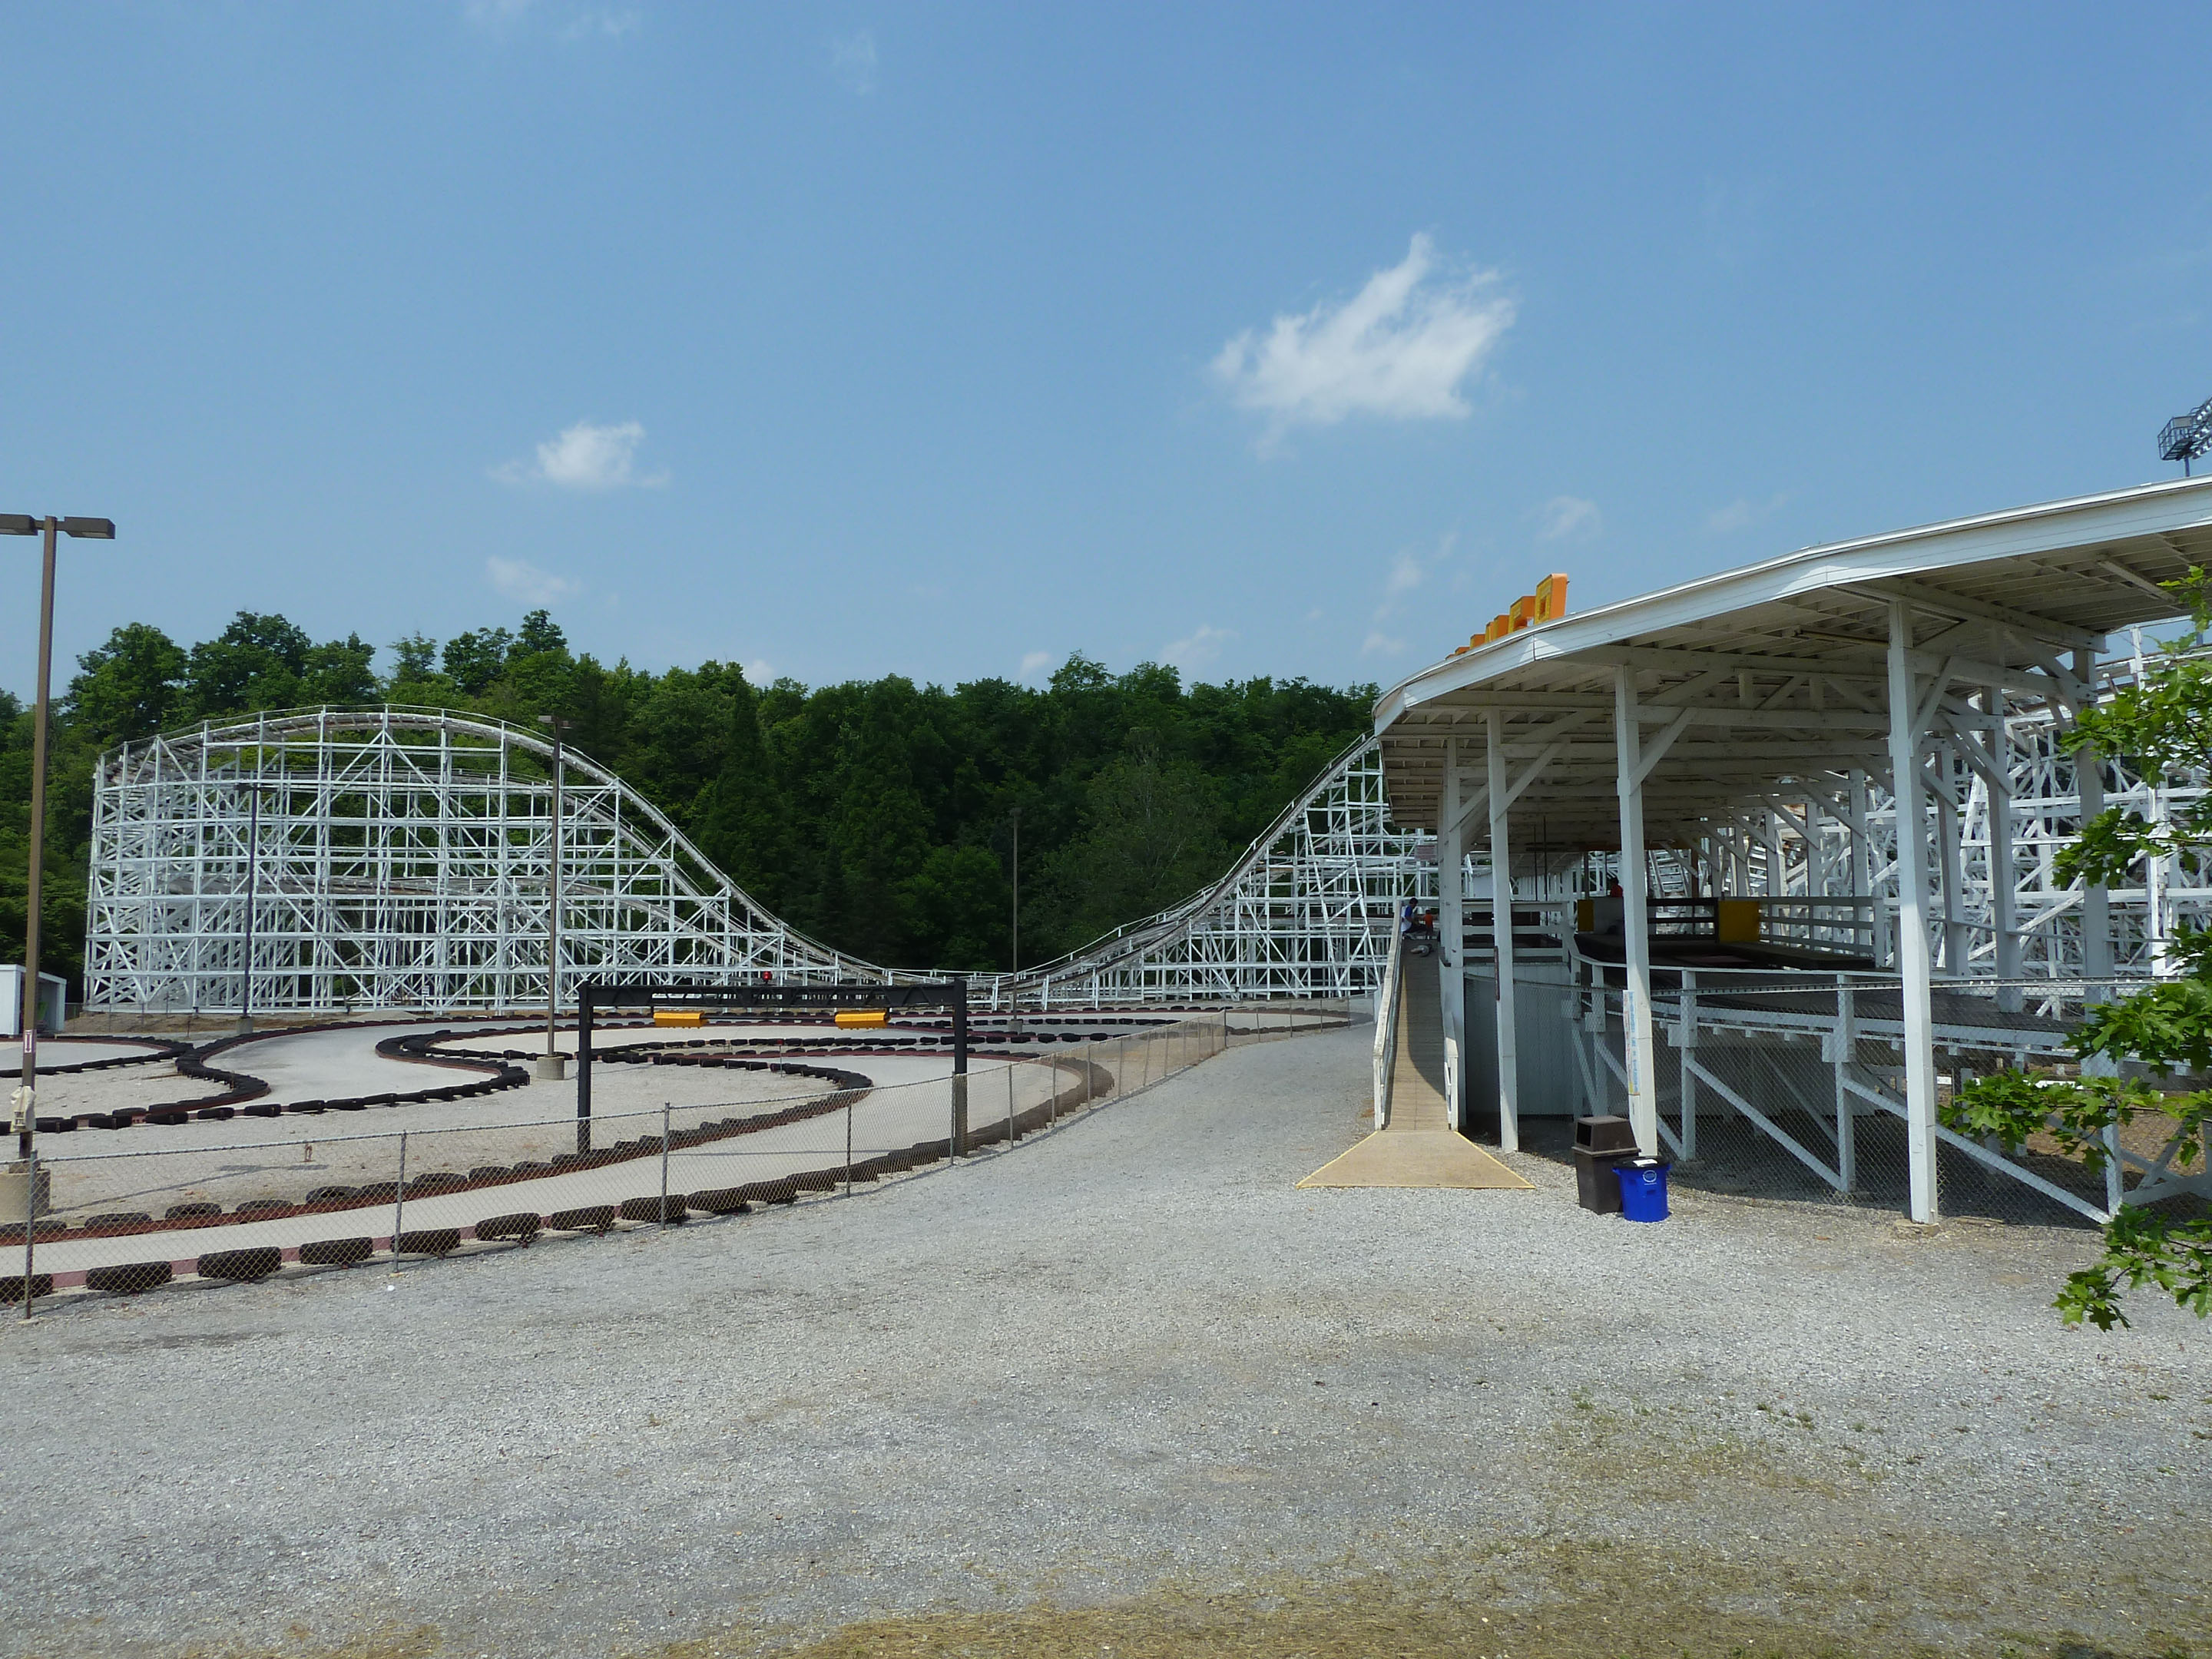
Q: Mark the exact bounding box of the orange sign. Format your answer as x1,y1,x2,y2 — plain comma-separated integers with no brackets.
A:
1453,573,1568,654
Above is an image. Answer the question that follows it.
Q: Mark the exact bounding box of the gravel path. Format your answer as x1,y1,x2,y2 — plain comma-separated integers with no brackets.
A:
2,1022,2207,1659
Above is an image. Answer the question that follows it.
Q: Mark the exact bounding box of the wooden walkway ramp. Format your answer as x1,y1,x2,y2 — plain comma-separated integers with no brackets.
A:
1299,950,1531,1190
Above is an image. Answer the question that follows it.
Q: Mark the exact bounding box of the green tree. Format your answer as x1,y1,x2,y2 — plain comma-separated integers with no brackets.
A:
184,611,313,716
66,623,187,744
1945,571,2212,1330
442,626,515,694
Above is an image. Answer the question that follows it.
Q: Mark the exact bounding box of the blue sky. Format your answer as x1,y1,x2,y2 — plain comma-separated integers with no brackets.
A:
2,4,2206,700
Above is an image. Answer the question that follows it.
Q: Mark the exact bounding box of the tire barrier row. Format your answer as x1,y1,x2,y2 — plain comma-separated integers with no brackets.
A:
1,1059,875,1246
26,1038,190,1078
5,1055,1125,1306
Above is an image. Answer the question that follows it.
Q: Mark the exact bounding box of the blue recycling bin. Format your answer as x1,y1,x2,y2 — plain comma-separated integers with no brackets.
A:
1614,1158,1671,1222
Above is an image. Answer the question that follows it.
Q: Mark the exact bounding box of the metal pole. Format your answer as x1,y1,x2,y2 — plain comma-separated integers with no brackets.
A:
240,784,260,1032
21,1146,35,1322
661,1101,671,1223
949,979,969,1156
1008,1054,1016,1141
576,982,594,1154
1613,664,1660,1157
845,1094,853,1195
393,1130,407,1253
1888,599,1940,1224
1010,806,1020,974
1487,710,1522,1151
548,738,562,1059
16,518,58,1165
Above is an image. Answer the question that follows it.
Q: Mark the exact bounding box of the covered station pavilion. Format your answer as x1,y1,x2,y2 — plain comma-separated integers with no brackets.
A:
1373,475,2212,1224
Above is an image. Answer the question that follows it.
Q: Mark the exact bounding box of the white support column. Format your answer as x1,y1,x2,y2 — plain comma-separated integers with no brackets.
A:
1934,747,1969,974
1987,685,2021,1010
1439,737,1467,1131
1614,666,1660,1157
1848,769,1883,965
1485,710,1521,1152
2073,647,2112,992
1888,600,1941,1224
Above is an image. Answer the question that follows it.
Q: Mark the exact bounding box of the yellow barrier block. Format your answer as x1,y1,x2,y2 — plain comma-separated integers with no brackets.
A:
654,1008,706,1026
1716,899,1762,943
833,1008,888,1028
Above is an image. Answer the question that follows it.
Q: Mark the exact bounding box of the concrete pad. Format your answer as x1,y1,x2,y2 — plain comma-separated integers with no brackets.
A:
1296,1128,1532,1190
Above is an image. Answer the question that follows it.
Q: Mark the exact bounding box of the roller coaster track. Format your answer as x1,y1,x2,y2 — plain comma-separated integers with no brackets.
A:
85,707,1424,1013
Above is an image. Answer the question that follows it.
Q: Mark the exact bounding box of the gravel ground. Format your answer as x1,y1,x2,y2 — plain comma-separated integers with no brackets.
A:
2,1021,2207,1659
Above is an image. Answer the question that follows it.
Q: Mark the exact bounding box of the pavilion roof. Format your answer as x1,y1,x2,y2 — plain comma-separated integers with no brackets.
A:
1372,475,2212,847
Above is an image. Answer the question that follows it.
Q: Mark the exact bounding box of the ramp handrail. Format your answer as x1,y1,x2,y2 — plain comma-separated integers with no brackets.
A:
1371,921,1405,1129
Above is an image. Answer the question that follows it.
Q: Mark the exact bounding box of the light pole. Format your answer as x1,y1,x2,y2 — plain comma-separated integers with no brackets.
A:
5,515,113,1191
535,716,573,1081
1009,806,1021,976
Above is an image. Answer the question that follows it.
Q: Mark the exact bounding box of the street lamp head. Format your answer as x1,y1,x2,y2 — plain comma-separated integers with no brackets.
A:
0,515,35,536
59,518,115,540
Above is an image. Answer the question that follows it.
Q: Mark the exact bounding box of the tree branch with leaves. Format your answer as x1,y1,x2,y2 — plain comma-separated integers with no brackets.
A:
1943,570,2212,1329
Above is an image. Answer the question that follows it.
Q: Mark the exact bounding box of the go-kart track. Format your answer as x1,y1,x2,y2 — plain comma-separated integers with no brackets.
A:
2,1009,1256,1300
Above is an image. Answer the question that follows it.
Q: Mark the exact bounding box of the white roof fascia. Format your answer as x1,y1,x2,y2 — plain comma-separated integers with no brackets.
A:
1373,475,2212,736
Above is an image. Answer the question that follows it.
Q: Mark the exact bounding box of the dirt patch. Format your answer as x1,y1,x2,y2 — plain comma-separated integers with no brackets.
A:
645,1537,2205,1659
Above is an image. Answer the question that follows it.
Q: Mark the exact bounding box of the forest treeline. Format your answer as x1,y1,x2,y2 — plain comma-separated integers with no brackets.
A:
1,609,1377,990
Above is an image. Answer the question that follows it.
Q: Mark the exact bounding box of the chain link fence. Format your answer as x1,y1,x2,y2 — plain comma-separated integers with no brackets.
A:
3,1005,1345,1311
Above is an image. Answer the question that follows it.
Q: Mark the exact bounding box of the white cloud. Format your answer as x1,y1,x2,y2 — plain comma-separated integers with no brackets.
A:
1163,624,1236,674
1019,651,1053,678
466,0,637,38
1704,492,1789,534
1211,235,1514,441
485,556,581,607
1534,495,1601,542
830,29,877,93
745,659,775,684
1362,630,1407,657
493,419,668,489
1369,531,1457,629
560,7,639,39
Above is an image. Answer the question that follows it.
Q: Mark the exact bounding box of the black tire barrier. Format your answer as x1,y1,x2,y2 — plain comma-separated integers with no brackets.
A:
404,1171,468,1196
353,1183,399,1205
686,1187,753,1215
0,1220,70,1243
1,1274,53,1303
617,1195,688,1224
84,1212,154,1233
303,1186,357,1204
546,1205,616,1231
790,1170,840,1194
233,1198,294,1218
300,1237,374,1266
473,1212,541,1243
395,1228,461,1256
469,1166,510,1183
197,1247,282,1282
34,1116,72,1134
144,1110,190,1127
165,1202,223,1220
85,1262,173,1294
194,1106,236,1121
243,1103,283,1118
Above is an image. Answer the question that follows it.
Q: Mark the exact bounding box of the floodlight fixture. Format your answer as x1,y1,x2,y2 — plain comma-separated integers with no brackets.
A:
59,517,115,539
0,515,35,537
2160,395,2212,476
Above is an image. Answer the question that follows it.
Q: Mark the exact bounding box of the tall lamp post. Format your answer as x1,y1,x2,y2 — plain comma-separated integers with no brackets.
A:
5,515,113,1166
535,716,573,1081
